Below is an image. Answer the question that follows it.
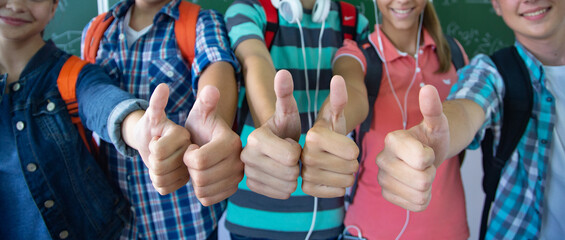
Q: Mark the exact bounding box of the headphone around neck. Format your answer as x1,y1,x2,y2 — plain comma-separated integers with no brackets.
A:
271,0,331,23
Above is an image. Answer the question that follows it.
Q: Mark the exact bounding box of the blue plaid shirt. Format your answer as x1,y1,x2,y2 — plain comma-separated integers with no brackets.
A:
81,0,239,239
448,42,555,239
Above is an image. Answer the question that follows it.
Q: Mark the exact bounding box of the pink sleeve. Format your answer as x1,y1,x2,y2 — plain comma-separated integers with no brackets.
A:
332,39,367,75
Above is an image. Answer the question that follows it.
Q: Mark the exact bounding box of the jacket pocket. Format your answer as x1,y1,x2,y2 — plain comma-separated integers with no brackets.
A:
32,94,77,144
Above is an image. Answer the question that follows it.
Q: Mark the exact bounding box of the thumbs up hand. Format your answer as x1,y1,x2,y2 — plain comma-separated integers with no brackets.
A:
376,85,450,212
183,85,244,206
133,83,191,195
301,76,359,198
241,70,302,199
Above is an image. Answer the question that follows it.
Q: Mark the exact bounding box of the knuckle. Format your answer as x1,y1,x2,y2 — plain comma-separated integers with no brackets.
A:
347,160,359,174
343,175,356,188
284,167,300,182
190,173,209,188
304,130,321,146
282,181,298,194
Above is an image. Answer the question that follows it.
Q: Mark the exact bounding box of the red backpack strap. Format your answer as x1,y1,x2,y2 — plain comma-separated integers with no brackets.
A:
175,1,201,65
258,0,279,50
57,56,94,153
338,1,357,41
83,13,114,63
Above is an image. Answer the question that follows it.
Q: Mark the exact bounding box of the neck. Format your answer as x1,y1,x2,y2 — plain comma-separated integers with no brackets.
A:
301,0,316,10
0,35,45,85
381,24,421,56
131,0,170,30
517,30,565,66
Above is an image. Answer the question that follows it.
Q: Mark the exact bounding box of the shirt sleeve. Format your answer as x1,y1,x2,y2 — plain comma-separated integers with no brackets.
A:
224,0,266,50
447,54,505,149
332,39,367,74
76,63,149,157
191,9,241,92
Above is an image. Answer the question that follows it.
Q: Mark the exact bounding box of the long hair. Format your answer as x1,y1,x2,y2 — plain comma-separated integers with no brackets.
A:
422,3,452,73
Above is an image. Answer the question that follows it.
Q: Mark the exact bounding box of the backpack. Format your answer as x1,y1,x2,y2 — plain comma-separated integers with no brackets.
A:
83,1,200,65
60,1,200,162
236,0,360,132
57,55,98,157
345,35,466,203
478,46,533,240
257,0,359,50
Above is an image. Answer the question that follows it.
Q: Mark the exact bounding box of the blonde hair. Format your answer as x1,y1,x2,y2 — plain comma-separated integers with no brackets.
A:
422,3,452,73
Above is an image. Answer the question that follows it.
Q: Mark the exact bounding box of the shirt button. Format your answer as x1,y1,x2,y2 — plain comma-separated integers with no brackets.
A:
16,121,25,131
541,139,548,144
416,67,421,73
59,230,69,239
26,163,37,172
419,50,424,54
546,97,553,102
166,71,174,78
46,102,56,112
44,200,55,208
420,82,425,88
119,33,125,40
12,83,21,92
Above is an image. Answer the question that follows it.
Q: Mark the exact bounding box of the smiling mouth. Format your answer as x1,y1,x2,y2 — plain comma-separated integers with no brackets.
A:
522,8,549,17
392,8,412,14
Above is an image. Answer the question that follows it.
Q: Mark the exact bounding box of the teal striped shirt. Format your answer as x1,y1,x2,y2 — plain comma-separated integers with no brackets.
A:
225,0,368,239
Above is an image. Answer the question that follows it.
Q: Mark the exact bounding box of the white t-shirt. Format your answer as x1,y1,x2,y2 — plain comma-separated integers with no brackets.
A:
124,7,152,49
541,64,565,239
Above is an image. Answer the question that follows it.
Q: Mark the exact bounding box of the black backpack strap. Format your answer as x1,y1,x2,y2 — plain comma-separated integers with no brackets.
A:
445,35,465,70
346,39,382,203
479,46,533,240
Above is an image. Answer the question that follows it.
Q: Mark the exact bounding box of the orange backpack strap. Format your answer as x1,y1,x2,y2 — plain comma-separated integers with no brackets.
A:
83,13,115,63
57,56,93,153
175,1,201,65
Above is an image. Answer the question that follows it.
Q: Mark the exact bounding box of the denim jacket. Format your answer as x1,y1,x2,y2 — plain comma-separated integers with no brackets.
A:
0,41,148,239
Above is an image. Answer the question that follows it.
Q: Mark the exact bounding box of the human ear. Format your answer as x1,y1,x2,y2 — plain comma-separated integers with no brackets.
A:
491,0,502,16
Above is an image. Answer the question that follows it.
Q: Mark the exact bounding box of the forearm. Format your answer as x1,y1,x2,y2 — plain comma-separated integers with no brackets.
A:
198,61,238,125
235,39,277,126
443,99,485,158
121,110,145,150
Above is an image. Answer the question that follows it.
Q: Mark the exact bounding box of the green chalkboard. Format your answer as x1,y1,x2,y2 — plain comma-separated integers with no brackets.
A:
434,0,514,56
339,0,515,56
44,0,98,57
196,0,515,56
46,0,514,58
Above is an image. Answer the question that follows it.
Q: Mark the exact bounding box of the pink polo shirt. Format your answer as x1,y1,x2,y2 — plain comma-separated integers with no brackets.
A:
334,26,470,240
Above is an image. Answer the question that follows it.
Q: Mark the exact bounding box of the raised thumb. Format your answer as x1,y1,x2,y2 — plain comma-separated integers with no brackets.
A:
322,75,347,134
148,83,170,124
191,85,220,123
273,70,298,118
419,85,444,129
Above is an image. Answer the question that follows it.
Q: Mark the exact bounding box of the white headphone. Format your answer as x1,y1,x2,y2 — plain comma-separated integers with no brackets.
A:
269,1,330,240
271,0,331,23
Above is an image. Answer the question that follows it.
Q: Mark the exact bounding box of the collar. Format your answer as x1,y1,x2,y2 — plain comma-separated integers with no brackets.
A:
110,0,181,22
20,40,60,79
369,24,435,63
514,41,545,84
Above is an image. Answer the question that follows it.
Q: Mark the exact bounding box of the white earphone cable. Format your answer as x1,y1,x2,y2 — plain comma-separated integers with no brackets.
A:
373,0,425,239
296,21,313,129
314,21,325,120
